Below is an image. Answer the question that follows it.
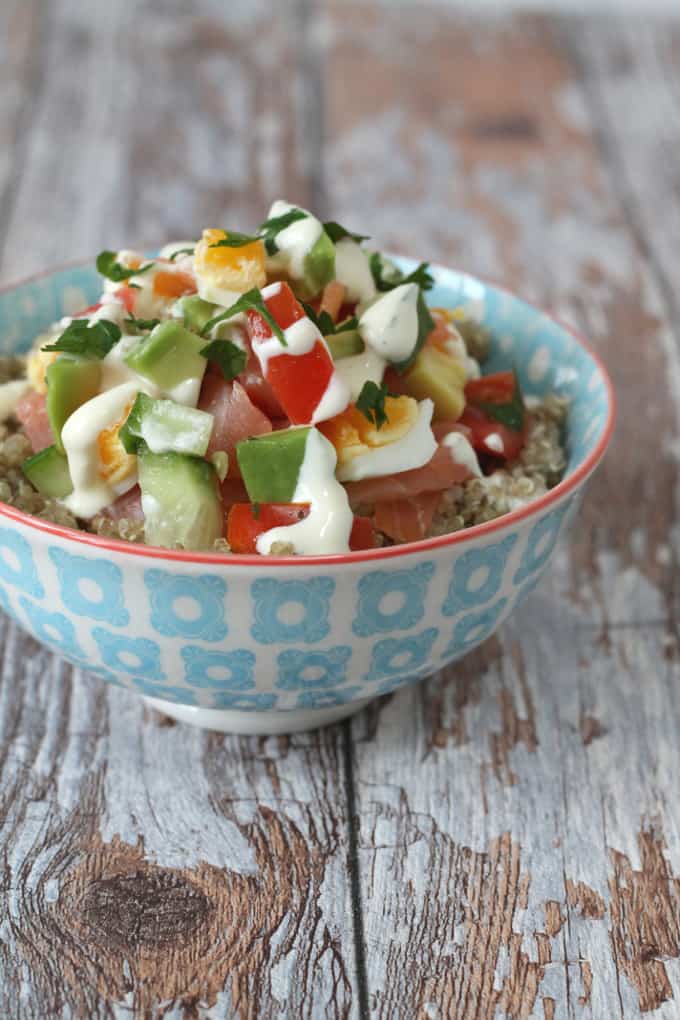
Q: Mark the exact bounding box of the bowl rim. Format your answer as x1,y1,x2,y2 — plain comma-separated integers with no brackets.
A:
0,258,616,567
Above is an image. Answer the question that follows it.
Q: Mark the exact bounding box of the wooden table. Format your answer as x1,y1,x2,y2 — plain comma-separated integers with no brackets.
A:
0,2,678,1017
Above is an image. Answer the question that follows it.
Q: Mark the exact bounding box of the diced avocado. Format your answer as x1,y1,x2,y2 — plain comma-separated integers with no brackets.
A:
124,321,206,392
22,445,73,499
236,427,311,503
137,447,223,551
400,345,467,421
46,356,101,452
326,329,364,360
120,393,214,457
177,295,218,334
299,229,335,299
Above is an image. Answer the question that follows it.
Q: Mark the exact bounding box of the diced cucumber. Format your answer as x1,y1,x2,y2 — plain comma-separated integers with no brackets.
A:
120,393,214,456
124,321,206,392
46,356,102,452
22,445,73,498
177,295,218,334
326,329,364,360
137,448,223,551
301,229,335,298
236,427,311,503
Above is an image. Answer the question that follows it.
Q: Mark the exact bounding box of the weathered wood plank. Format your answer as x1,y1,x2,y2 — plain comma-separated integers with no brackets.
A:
0,1,361,1016
320,7,680,1017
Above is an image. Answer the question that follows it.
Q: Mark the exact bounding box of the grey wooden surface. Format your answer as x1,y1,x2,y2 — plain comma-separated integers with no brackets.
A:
0,2,678,1017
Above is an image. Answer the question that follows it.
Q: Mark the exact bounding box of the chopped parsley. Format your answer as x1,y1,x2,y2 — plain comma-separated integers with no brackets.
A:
168,247,195,261
125,316,160,332
96,251,153,283
323,220,369,245
209,231,260,248
199,339,247,381
43,319,121,360
475,369,525,431
356,380,396,431
301,302,358,337
200,288,287,346
369,252,434,293
258,208,307,255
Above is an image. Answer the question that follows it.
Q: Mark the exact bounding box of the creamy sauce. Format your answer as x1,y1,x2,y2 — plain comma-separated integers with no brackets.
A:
311,370,351,424
337,398,437,482
358,283,419,363
62,382,140,518
333,347,385,401
484,432,505,455
442,431,482,477
197,277,240,308
0,380,29,422
334,238,376,306
443,325,481,380
160,241,195,259
100,334,155,392
255,428,353,555
265,200,322,280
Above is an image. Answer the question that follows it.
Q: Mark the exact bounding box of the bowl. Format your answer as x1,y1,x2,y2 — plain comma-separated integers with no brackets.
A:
0,259,615,735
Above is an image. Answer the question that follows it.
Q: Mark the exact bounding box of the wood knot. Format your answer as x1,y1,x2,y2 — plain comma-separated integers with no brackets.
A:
81,868,211,949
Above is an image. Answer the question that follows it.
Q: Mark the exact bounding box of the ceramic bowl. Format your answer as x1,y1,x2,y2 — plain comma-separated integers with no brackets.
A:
0,259,615,734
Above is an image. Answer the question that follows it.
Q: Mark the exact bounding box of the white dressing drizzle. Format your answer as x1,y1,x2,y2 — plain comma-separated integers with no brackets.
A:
337,399,437,482
333,347,385,401
255,428,353,555
442,431,482,477
334,238,376,305
358,283,419,363
62,382,140,518
265,200,322,279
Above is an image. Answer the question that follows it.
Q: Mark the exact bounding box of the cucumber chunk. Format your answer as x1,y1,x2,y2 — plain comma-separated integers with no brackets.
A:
236,427,311,503
120,393,214,456
137,448,223,551
22,445,73,499
46,356,101,452
177,295,218,334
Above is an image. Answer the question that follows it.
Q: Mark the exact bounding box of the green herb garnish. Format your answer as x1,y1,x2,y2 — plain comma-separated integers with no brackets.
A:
200,339,247,381
200,288,287,346
168,247,195,261
209,231,260,248
476,369,525,431
258,208,308,255
125,316,161,332
301,303,359,338
356,380,396,431
43,319,121,360
96,251,153,283
323,220,369,245
369,252,434,293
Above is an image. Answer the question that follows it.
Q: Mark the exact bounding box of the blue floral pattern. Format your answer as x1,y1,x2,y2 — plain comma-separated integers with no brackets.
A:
443,534,517,617
212,691,277,711
19,597,85,660
276,647,352,691
353,562,435,636
364,628,439,683
49,548,129,626
296,687,362,709
0,529,43,597
129,679,199,704
443,598,508,659
181,647,255,690
513,500,572,586
92,627,165,680
145,570,227,640
251,577,334,644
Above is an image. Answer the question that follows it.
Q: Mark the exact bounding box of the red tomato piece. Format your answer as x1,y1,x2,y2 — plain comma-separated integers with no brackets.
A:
227,503,310,553
464,370,516,405
265,342,334,424
458,405,525,461
349,515,376,550
247,282,305,341
76,301,104,317
114,286,138,314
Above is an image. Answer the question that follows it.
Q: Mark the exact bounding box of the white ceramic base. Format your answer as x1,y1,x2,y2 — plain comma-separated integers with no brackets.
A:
143,695,372,735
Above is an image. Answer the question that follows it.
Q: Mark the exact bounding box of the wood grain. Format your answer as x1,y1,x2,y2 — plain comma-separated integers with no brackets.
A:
0,1,679,1017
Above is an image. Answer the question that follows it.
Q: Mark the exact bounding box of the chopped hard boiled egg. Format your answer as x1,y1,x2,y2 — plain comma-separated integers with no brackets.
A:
27,347,59,394
321,394,437,482
194,228,266,305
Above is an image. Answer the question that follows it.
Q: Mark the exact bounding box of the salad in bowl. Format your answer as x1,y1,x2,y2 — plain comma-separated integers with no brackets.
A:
0,201,567,557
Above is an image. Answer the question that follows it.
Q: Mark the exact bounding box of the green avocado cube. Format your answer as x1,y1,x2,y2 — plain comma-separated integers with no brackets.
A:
326,329,364,360
177,295,218,334
301,229,335,298
22,444,73,499
46,356,101,452
236,427,311,503
124,321,206,391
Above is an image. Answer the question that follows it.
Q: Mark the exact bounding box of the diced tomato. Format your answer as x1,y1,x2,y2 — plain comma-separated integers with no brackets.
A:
458,404,525,461
465,370,515,405
76,301,104,317
227,503,310,553
336,301,358,324
220,478,249,506
247,282,339,425
152,269,196,299
345,442,474,506
15,391,54,453
104,485,144,522
349,515,376,550
114,286,138,314
319,281,346,323
373,491,442,544
198,375,272,474
238,347,285,419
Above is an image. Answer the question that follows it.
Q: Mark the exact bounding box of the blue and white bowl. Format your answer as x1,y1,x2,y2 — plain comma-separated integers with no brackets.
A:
0,259,615,734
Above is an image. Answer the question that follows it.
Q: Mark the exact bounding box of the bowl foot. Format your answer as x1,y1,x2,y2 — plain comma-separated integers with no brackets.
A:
142,696,372,735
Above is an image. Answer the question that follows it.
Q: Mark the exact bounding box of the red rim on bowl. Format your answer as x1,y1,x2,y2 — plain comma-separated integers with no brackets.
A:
0,260,616,567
